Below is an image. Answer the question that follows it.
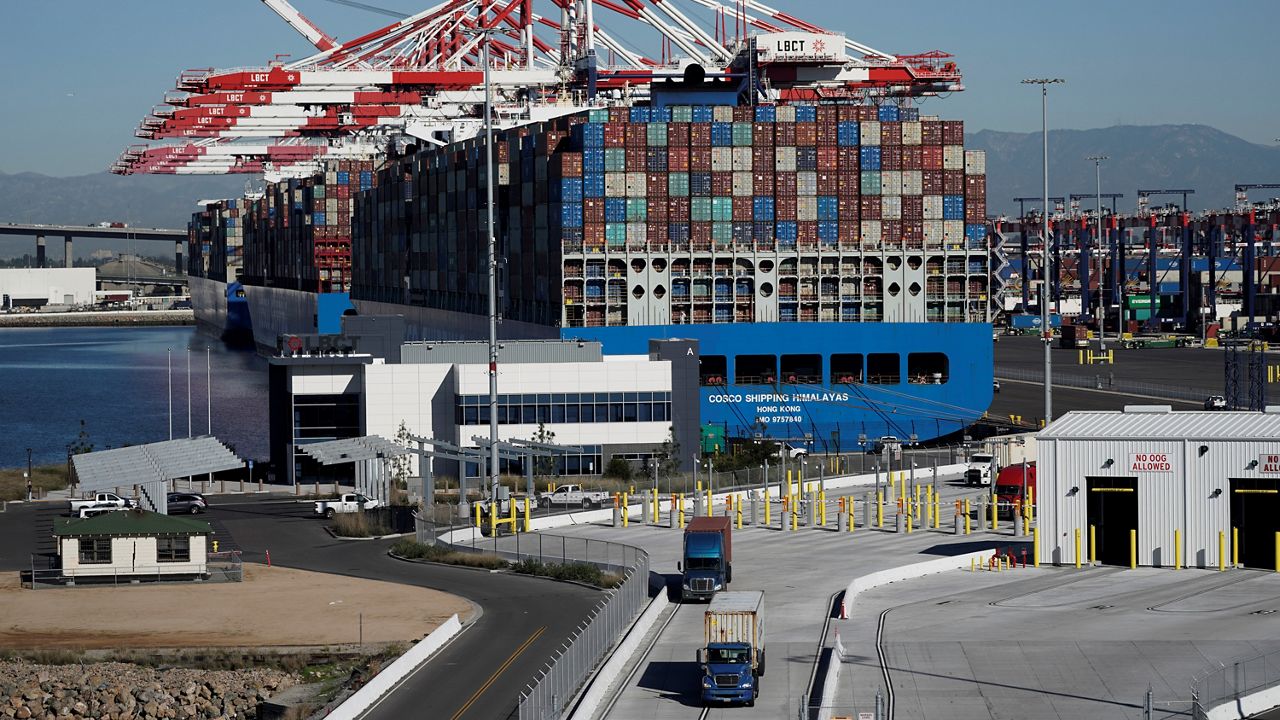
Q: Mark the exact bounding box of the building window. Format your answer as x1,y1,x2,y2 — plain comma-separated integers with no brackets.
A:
700,355,728,386
157,537,191,563
455,393,671,426
867,353,900,385
907,352,949,384
78,538,112,565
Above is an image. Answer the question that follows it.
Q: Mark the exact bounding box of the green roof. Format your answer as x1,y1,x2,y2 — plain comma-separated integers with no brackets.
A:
54,509,212,537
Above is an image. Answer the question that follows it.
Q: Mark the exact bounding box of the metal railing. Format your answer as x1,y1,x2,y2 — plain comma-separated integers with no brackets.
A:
995,365,1214,403
1192,648,1280,719
413,514,651,720
24,551,242,589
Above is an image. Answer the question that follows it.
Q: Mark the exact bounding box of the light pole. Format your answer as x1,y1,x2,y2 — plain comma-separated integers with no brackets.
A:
1087,154,1109,349
1023,78,1065,425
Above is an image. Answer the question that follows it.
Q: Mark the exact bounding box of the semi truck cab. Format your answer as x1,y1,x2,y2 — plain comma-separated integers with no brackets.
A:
681,516,732,601
699,591,765,707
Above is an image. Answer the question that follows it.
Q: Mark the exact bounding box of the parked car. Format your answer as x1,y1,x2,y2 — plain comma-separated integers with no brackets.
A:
167,492,208,514
68,492,135,516
776,442,807,459
537,484,611,509
314,493,380,518
1204,395,1227,410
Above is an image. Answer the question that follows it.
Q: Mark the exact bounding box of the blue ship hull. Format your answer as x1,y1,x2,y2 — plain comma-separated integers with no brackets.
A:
223,281,254,347
562,322,994,451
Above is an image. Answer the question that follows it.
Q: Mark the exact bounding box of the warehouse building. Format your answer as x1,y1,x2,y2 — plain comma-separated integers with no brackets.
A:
0,268,95,308
1037,406,1280,569
268,318,700,484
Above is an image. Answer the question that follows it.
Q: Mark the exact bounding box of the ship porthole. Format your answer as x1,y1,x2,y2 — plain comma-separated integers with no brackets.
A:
653,284,667,299
652,258,667,273
886,256,902,271
631,259,647,274
760,282,774,298
908,281,922,296
907,255,922,270
760,259,775,273
633,285,646,299
888,282,902,297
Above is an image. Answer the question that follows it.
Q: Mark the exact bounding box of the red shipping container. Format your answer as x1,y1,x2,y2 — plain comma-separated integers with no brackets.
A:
690,148,711,172
837,147,860,170
881,220,903,244
669,196,691,219
712,172,733,195
816,105,838,124
944,170,965,195
858,105,879,122
837,221,859,242
966,204,986,223
336,184,350,199
733,196,752,221
817,146,839,167
668,123,690,146
942,120,964,145
776,123,796,146
880,121,902,146
668,147,690,172
776,172,797,196
649,201,669,222
816,124,837,146
584,222,606,243
903,221,924,247
798,221,819,245
965,175,987,197
860,196,882,220
626,124,647,146
776,196,798,220
753,172,775,195
836,105,858,122
838,172,860,196
648,223,669,244
626,147,646,169
837,197,860,221
921,121,943,145
922,170,944,195
753,154,773,174
753,123,775,146
922,145,944,170
690,124,711,146
902,195,924,220
795,123,817,146
881,145,902,171
692,222,713,244
609,106,628,123
902,146,923,171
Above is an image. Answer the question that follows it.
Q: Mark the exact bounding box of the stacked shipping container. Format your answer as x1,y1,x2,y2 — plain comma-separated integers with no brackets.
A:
188,198,242,282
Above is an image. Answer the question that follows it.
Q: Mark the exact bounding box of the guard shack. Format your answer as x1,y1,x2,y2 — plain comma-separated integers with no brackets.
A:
1037,405,1280,569
53,509,212,583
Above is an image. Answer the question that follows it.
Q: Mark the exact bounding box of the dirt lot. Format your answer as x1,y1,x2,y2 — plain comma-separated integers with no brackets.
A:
0,564,473,649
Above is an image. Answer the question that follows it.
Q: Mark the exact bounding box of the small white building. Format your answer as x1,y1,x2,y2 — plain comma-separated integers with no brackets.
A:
1037,406,1280,569
0,268,96,307
54,509,211,581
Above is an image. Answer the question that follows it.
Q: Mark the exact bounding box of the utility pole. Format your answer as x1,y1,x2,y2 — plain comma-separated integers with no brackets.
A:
186,347,192,438
1023,78,1065,425
1088,155,1109,350
206,347,212,435
167,348,173,440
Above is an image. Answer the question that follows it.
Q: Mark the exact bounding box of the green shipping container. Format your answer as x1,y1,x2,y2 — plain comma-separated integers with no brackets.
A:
668,172,690,196
712,222,732,242
691,197,713,222
626,198,648,221
861,171,882,195
587,108,609,123
1126,296,1154,308
701,424,726,454
732,122,753,146
604,148,626,172
647,123,668,146
606,223,626,244
712,197,733,222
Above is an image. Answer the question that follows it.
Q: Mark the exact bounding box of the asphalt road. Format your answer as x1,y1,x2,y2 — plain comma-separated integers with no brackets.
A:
6,498,602,720
995,334,1224,393
989,376,1200,424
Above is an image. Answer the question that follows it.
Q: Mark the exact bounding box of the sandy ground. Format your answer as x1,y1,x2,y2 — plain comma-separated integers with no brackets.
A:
0,564,474,649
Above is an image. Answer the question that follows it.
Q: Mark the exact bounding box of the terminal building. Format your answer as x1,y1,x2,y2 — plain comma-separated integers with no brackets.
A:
268,317,700,484
1037,406,1280,569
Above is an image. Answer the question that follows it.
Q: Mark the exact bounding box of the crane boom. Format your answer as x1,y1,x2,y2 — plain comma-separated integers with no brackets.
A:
260,0,340,52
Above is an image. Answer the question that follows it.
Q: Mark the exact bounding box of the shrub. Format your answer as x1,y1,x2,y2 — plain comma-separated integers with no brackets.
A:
330,512,391,538
510,559,621,588
390,539,507,569
603,457,633,481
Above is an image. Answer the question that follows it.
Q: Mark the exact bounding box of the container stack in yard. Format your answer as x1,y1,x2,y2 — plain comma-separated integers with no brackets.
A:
346,104,990,328
189,198,242,282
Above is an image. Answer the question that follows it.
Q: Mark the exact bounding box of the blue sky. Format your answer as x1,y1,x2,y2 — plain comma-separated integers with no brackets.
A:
1,0,1276,176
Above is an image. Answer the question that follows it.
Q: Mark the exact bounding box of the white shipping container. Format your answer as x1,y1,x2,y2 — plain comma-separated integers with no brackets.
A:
732,147,753,172
881,196,903,220
943,146,965,171
881,171,901,197
776,105,796,122
732,171,754,196
860,121,881,146
901,171,923,196
711,147,733,172
626,172,648,197
923,195,943,220
797,196,818,221
861,220,882,245
797,171,818,196
901,121,922,145
944,220,965,246
924,220,946,245
965,150,987,175
626,222,647,243
775,146,797,172
605,172,627,197
713,106,735,122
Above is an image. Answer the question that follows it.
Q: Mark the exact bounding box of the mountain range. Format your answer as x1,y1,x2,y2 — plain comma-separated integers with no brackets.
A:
968,124,1280,216
0,124,1276,235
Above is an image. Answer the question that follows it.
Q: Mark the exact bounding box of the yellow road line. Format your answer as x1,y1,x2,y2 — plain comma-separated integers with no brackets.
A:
450,625,546,720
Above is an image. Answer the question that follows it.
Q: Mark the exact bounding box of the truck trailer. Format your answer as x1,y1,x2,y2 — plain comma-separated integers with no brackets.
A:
698,590,766,706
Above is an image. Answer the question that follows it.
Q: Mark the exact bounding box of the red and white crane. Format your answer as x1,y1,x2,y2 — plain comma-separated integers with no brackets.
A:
113,0,963,175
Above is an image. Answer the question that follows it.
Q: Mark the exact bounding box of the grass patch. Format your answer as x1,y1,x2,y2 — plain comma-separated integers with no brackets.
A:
390,539,508,570
0,463,70,501
330,512,392,538
510,558,622,588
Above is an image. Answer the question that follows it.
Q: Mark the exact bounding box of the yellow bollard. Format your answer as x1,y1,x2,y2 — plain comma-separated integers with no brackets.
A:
509,496,517,532
622,492,629,527
791,506,798,532
706,488,712,516
736,496,743,529
523,498,531,532
490,500,497,537
964,513,971,535
1233,527,1240,568
1090,525,1097,565
876,490,884,528
1129,528,1137,569
475,503,482,529
933,496,941,529
848,501,855,532
764,492,771,526
970,557,976,572
1220,531,1226,571
906,513,913,534
1028,486,1035,523
1033,527,1040,567
1175,529,1182,570
819,491,826,526
990,495,998,531
926,493,934,527
1074,528,1082,569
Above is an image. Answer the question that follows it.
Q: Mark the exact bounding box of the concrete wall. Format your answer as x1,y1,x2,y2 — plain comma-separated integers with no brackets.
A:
60,535,208,577
1037,436,1280,567
0,268,95,306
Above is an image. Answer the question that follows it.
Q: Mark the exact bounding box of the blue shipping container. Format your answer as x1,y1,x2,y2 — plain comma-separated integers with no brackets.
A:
755,106,777,122
753,197,775,221
817,196,839,221
817,221,839,241
965,224,988,241
860,146,881,170
943,196,965,220
629,107,650,123
837,121,860,146
583,173,605,197
583,148,605,173
556,203,583,228
313,212,326,225
795,105,817,123
877,105,901,122
776,221,798,241
711,123,733,146
605,198,627,223
692,106,714,123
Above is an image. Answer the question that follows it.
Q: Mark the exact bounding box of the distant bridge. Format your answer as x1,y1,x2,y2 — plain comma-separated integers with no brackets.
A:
0,223,186,273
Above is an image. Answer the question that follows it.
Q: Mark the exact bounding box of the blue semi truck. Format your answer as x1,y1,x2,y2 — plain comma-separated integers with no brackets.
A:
679,516,732,601
698,591,766,706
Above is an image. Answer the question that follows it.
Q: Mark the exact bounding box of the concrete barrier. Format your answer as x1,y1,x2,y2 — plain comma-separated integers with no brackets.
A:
1204,686,1280,720
325,613,465,720
567,593,672,720
838,549,996,619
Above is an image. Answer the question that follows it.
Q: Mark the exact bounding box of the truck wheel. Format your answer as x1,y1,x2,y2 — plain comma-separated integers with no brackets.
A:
758,651,766,677
582,499,591,509
325,508,335,519
539,497,550,509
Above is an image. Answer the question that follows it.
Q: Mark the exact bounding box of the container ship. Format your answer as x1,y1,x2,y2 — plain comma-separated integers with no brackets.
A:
122,2,997,449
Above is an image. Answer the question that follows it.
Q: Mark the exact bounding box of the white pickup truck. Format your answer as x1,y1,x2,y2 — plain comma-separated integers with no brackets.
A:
964,453,996,487
537,484,611,509
68,492,135,516
314,493,380,518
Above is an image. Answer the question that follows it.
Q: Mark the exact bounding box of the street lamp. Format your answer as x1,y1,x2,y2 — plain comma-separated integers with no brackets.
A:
1022,78,1065,425
1087,154,1109,349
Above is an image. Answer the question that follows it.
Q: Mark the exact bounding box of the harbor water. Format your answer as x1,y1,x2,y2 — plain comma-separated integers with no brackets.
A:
0,326,269,467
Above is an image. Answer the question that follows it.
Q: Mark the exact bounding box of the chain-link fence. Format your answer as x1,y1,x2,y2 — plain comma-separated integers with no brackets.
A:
1192,649,1280,719
996,365,1214,403
23,551,243,589
412,514,652,720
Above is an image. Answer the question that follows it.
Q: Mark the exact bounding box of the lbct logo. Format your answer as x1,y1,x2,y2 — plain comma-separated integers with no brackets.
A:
813,39,826,53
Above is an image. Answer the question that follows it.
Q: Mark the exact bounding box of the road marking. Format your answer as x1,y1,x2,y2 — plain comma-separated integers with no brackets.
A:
876,608,894,720
450,625,546,720
698,707,710,720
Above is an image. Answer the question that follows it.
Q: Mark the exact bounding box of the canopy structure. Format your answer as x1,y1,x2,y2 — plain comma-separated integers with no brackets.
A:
297,435,409,502
71,436,244,514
